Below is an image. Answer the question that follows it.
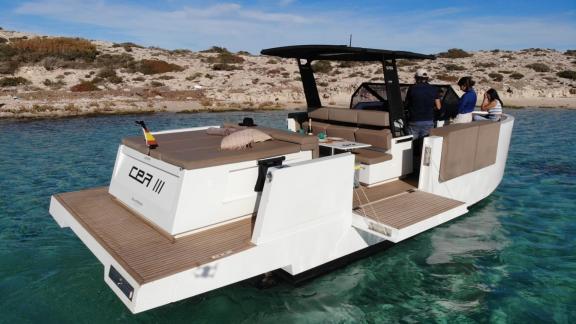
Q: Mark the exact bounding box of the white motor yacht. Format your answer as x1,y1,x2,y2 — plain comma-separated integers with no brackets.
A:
49,45,514,313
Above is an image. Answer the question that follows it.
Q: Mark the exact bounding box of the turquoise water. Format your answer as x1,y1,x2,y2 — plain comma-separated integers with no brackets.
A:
0,109,575,323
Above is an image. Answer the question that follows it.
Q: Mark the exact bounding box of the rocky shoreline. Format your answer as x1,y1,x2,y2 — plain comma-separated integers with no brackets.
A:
1,29,575,119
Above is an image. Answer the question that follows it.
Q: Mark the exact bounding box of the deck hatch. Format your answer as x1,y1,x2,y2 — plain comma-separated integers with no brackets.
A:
109,266,134,300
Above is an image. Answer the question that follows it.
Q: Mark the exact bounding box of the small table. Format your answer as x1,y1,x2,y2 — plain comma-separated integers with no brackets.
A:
319,138,371,155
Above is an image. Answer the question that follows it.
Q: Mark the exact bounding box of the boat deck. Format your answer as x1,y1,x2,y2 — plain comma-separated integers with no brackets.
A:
353,178,417,208
55,187,255,284
356,190,464,229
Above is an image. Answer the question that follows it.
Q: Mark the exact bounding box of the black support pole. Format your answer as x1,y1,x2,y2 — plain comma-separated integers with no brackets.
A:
382,59,405,137
297,59,322,109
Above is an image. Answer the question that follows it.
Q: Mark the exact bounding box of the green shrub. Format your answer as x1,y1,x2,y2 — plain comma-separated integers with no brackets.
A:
185,72,203,81
201,46,231,54
0,76,30,87
396,59,418,67
12,37,98,62
499,70,513,74
0,60,19,74
565,50,576,57
0,37,7,44
112,42,143,53
509,72,524,79
133,76,146,82
94,53,134,69
526,63,550,72
212,63,242,71
237,51,251,56
312,61,332,74
475,62,496,68
70,81,99,92
150,81,164,87
557,70,576,80
97,67,123,84
267,59,278,64
444,63,466,71
204,52,244,64
489,72,503,82
156,75,174,80
318,81,329,87
437,48,472,58
132,59,183,75
436,73,458,82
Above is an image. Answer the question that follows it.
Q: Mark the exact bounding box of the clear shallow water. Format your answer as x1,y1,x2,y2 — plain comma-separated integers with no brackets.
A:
0,109,575,323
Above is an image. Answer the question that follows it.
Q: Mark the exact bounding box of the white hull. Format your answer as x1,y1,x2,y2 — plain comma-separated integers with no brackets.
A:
49,115,514,313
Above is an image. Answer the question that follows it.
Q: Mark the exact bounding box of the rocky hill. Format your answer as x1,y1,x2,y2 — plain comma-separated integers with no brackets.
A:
1,28,575,118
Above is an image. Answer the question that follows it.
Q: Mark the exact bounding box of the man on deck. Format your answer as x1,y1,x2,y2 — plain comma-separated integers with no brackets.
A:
405,69,442,139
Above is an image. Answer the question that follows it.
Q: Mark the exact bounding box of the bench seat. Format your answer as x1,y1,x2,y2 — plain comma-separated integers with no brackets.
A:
353,149,393,165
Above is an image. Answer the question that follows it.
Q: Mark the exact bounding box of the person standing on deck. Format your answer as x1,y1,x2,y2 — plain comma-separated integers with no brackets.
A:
453,76,477,123
405,69,442,139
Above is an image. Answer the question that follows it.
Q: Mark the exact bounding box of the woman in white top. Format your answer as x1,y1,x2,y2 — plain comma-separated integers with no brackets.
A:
474,88,503,121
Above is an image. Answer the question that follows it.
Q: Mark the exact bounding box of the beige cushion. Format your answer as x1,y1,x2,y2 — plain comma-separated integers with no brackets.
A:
430,123,480,182
309,108,330,120
353,149,393,165
328,108,358,123
221,129,272,150
326,125,357,141
357,110,389,127
474,121,500,170
354,128,392,150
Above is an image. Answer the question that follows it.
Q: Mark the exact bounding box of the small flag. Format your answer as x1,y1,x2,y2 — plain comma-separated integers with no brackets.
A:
135,121,158,149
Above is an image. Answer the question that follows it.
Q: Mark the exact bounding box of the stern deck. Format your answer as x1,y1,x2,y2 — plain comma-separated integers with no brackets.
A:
55,187,255,284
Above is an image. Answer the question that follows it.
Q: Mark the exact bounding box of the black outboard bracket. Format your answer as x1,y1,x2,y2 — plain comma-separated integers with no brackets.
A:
254,156,286,192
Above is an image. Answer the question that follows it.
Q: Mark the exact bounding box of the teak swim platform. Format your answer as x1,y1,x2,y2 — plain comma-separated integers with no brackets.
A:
49,45,514,313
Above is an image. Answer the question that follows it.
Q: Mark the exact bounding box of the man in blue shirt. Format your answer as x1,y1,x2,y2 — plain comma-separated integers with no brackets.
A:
405,69,441,139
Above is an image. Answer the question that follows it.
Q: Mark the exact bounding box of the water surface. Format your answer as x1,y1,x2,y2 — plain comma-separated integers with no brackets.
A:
0,109,575,323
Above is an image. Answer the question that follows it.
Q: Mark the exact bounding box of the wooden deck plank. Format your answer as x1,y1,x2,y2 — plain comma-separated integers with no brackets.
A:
353,179,416,208
56,187,254,284
357,190,464,229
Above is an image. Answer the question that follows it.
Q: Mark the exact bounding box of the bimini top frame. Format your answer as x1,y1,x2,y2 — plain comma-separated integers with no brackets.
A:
261,45,435,137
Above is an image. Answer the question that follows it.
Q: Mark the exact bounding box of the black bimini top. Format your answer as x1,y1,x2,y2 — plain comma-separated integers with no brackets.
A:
261,45,435,61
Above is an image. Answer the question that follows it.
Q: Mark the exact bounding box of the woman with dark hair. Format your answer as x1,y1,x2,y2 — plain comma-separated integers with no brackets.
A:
474,88,503,121
453,76,477,123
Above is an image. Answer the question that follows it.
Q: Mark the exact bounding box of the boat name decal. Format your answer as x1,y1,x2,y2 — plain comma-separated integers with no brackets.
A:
129,166,165,194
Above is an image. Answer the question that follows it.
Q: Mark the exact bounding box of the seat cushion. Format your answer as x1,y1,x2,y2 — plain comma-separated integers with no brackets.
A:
354,128,392,150
328,108,358,123
353,149,393,165
357,110,389,127
308,108,330,120
326,125,358,141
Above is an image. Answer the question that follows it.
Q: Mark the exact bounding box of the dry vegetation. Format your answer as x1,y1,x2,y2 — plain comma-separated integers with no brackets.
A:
0,29,575,117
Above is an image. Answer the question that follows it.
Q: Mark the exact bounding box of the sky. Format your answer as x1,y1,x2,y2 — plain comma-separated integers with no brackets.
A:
0,0,575,54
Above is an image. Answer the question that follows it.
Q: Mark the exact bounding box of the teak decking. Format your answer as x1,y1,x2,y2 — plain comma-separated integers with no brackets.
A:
357,190,464,230
55,187,254,284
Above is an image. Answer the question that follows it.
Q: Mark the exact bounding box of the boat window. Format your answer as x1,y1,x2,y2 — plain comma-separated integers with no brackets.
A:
350,83,388,111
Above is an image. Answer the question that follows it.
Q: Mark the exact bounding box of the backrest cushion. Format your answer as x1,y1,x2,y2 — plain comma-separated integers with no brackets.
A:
326,125,357,141
309,108,330,120
329,108,358,124
357,110,389,127
354,128,392,150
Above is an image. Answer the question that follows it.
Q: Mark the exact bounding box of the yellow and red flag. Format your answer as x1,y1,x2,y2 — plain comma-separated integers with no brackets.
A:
135,121,158,149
